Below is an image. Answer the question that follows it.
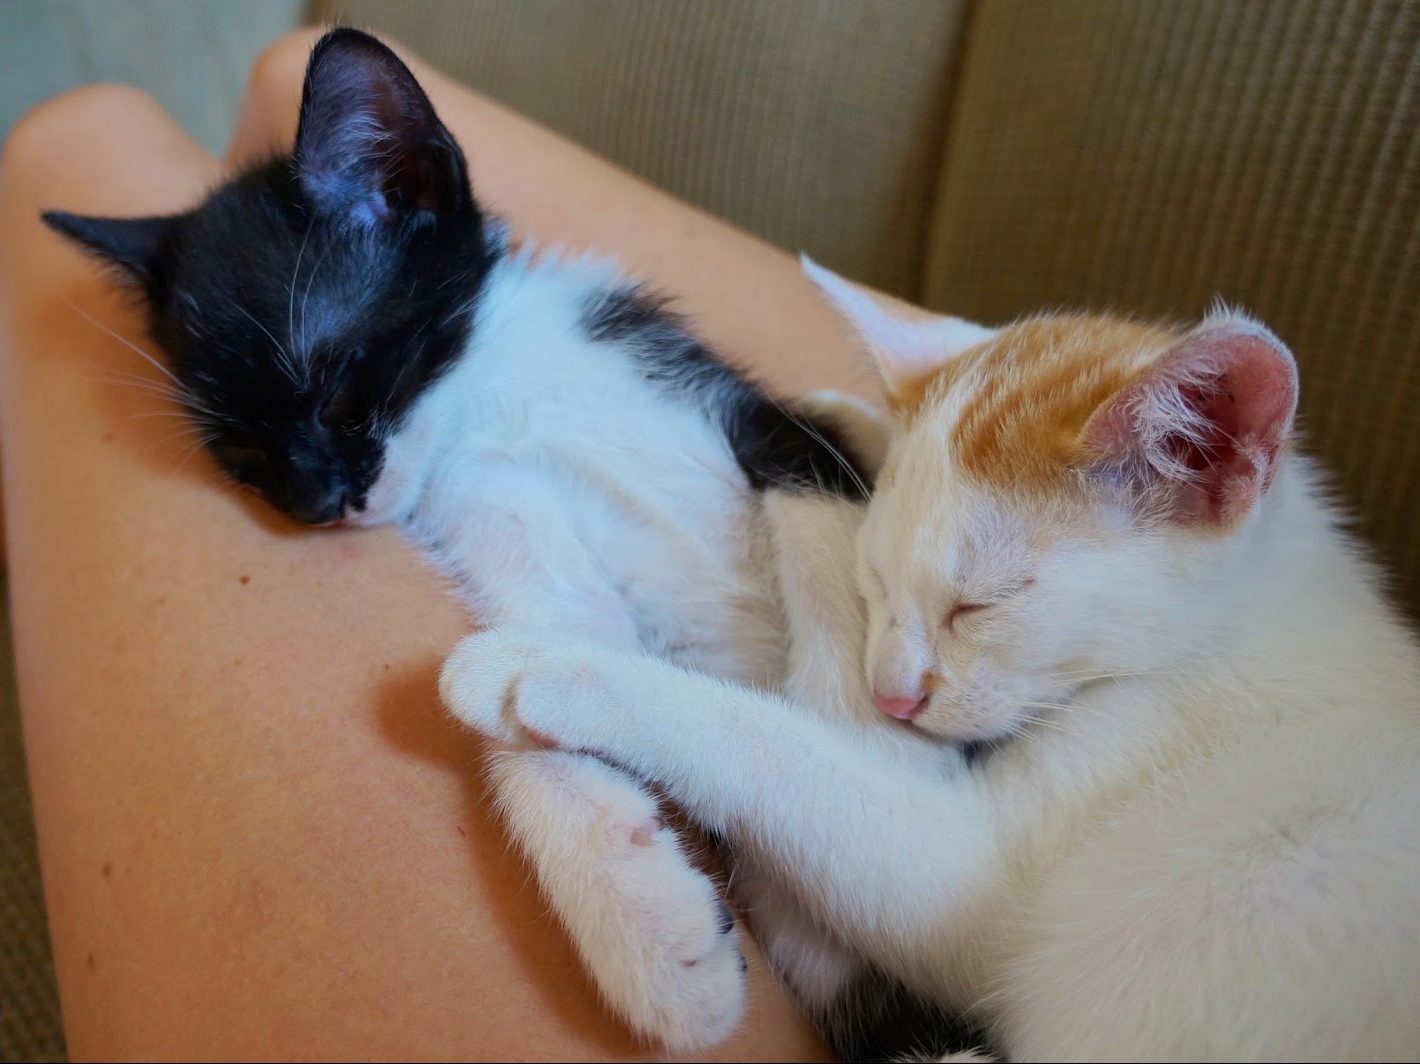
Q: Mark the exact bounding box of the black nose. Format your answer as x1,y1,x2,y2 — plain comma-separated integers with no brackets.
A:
286,486,349,526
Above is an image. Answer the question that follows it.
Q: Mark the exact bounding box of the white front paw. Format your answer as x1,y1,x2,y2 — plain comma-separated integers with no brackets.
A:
439,627,553,744
441,627,613,752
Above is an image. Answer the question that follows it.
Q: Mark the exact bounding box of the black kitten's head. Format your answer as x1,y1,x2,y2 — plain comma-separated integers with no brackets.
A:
44,29,493,524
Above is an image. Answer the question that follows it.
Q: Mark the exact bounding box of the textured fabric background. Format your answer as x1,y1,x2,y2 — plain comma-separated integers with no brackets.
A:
0,586,63,1063
324,0,969,297
924,0,1420,611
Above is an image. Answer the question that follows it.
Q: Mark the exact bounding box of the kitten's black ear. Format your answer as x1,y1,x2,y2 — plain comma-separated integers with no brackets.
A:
41,210,174,284
294,28,470,226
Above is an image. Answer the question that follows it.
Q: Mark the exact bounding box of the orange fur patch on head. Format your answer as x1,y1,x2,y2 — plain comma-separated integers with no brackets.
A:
908,314,1182,491
887,364,952,416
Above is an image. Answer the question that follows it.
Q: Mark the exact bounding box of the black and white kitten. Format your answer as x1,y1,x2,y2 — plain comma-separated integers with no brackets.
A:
44,28,959,1060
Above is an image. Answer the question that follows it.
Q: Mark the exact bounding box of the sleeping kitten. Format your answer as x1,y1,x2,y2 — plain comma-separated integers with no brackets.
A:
443,263,1420,1060
42,28,903,1054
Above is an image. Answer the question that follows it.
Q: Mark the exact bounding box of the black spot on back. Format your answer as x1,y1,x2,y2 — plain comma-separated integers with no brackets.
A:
583,287,871,501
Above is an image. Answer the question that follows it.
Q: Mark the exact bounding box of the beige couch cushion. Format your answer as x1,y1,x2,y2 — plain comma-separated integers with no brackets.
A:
325,0,969,297
0,595,62,1064
924,0,1420,611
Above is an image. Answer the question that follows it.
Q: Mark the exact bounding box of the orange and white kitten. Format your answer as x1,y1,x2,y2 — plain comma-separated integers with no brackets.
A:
443,262,1420,1060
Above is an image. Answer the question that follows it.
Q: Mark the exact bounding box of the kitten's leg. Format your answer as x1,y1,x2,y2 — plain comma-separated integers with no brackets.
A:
486,748,745,1049
475,685,749,1049
762,490,876,725
474,708,749,1051
731,855,862,1015
441,632,994,952
435,481,746,1049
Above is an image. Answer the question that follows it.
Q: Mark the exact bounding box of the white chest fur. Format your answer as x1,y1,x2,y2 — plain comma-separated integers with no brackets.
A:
362,250,785,685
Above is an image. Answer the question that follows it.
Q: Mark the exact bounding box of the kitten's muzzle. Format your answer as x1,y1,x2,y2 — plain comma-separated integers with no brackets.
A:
873,689,929,720
275,459,351,525
286,485,349,526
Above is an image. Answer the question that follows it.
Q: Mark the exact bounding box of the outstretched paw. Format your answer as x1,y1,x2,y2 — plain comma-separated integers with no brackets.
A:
439,627,561,745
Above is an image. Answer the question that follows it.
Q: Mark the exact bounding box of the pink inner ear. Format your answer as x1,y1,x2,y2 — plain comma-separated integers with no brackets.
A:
1090,325,1299,527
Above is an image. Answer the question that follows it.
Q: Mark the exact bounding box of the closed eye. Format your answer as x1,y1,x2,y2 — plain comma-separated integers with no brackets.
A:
211,441,270,483
320,374,364,432
944,601,989,630
943,576,1037,630
318,345,369,432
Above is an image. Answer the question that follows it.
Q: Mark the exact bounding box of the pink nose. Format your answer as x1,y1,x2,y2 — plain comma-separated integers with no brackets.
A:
873,690,928,720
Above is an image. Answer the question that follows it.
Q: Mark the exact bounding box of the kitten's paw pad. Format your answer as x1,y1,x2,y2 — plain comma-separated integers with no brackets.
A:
439,628,549,743
629,814,663,846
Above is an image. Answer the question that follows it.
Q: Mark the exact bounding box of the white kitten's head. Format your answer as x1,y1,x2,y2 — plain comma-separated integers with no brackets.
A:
806,262,1299,744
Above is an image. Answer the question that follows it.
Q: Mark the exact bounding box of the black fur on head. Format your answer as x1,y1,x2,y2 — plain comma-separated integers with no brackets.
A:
43,28,494,524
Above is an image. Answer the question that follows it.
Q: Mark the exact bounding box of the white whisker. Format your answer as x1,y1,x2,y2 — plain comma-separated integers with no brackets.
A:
87,371,189,406
1019,701,1082,714
299,239,334,356
764,393,870,499
64,298,183,388
287,214,315,357
232,299,299,384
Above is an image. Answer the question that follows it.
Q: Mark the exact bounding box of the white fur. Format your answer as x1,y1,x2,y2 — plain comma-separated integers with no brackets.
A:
486,749,745,1047
358,248,779,669
362,246,799,1047
801,254,994,385
442,276,1420,1059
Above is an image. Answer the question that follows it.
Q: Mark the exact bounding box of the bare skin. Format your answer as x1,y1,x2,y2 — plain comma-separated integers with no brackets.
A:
0,29,866,1062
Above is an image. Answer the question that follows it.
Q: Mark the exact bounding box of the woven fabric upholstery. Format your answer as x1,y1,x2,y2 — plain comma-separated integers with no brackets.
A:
924,0,1420,611
323,0,969,297
0,587,64,1064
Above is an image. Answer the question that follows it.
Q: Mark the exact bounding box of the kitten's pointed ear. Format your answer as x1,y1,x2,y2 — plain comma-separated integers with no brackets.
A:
41,210,175,285
801,255,993,405
294,28,471,226
1083,312,1299,527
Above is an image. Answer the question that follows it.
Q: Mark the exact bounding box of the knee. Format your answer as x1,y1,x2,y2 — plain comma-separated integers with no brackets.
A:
247,26,327,100
1,84,168,183
227,27,330,158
